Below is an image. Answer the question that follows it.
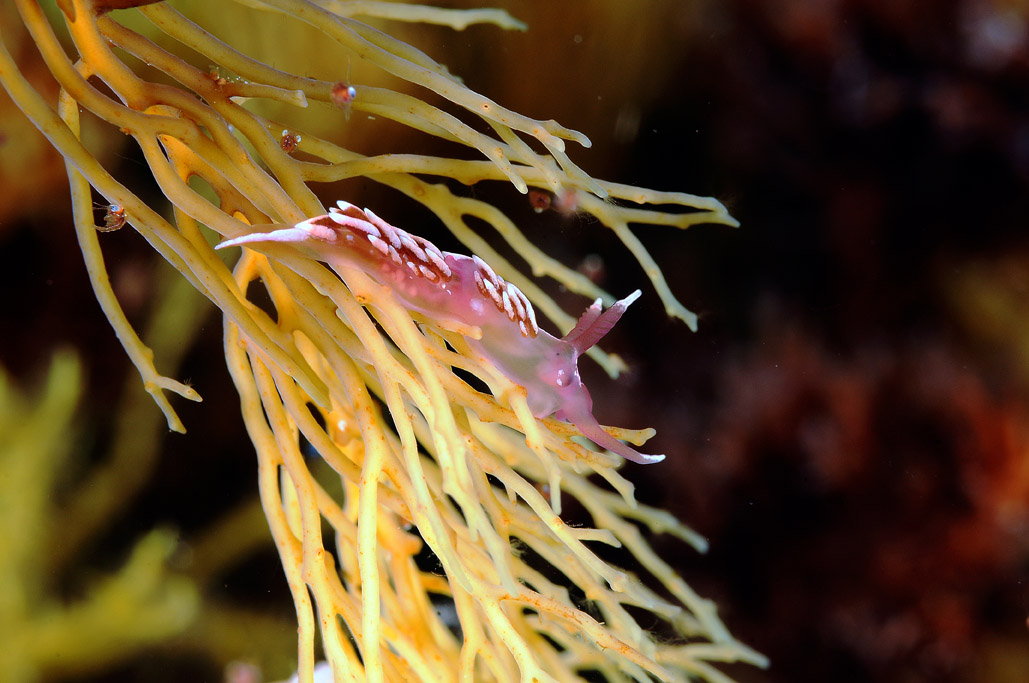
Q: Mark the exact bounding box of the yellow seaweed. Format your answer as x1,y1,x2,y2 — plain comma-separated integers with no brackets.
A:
0,1,764,681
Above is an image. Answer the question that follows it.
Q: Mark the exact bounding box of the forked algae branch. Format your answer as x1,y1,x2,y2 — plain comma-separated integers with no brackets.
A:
0,1,767,681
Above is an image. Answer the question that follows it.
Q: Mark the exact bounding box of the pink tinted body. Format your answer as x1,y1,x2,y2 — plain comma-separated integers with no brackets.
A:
218,201,663,464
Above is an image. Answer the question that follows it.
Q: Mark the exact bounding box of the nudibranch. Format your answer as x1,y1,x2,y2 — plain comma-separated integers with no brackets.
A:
217,201,663,465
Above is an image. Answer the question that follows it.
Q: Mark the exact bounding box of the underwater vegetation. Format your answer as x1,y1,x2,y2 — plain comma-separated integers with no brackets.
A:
6,1,1027,682
0,1,763,682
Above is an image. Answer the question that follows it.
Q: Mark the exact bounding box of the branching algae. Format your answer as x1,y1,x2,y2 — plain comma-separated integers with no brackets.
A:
0,1,767,681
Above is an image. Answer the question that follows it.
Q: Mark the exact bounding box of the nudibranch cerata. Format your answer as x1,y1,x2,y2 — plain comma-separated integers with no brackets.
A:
217,201,663,465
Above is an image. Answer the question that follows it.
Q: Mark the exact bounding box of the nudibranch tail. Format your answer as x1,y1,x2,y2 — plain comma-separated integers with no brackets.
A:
216,225,316,251
563,290,641,356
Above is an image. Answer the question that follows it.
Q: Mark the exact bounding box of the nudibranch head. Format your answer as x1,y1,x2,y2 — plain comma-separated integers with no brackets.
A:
551,290,665,465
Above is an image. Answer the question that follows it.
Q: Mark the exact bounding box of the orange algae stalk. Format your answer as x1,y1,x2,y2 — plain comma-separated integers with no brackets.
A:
0,1,765,682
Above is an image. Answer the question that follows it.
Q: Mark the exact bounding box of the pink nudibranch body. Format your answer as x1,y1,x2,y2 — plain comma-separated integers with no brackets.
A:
217,201,663,465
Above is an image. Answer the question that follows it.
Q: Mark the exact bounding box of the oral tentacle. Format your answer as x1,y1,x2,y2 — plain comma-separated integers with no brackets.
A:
559,404,664,465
